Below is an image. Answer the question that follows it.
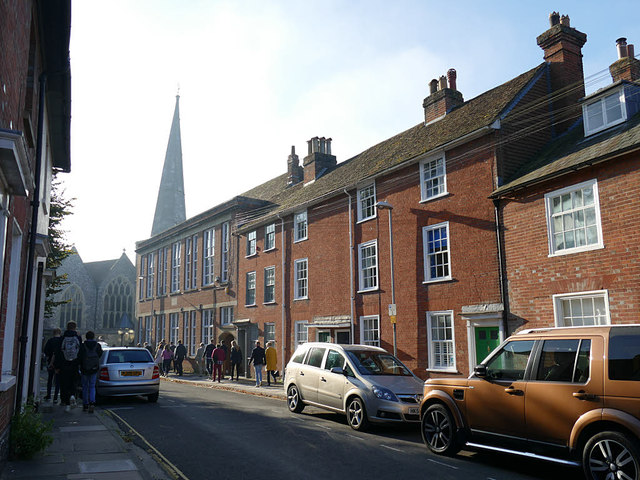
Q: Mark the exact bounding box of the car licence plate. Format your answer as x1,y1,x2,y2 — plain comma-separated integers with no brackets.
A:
120,370,142,377
408,407,419,415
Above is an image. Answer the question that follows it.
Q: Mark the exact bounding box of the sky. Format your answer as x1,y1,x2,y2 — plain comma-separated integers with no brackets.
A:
64,0,640,264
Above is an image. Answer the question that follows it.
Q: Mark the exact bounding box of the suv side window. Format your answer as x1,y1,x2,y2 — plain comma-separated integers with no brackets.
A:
325,350,345,371
305,347,326,368
485,340,534,381
535,339,591,383
609,329,640,381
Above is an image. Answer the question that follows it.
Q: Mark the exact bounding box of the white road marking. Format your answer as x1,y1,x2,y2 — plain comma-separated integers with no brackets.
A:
427,458,459,470
346,434,364,440
108,407,135,411
381,445,403,453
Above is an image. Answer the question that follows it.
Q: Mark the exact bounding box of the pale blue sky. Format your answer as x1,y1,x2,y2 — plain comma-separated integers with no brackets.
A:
65,1,640,262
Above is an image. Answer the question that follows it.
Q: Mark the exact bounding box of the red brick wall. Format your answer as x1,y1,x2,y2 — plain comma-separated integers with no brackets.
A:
501,152,640,329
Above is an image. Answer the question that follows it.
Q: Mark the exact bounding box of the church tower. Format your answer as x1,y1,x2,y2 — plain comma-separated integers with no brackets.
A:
151,94,186,236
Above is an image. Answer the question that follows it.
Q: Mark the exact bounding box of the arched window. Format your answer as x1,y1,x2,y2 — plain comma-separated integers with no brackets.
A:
102,276,134,328
59,285,84,329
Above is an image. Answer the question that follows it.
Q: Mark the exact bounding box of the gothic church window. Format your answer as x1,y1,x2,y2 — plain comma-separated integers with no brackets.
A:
102,276,134,328
59,285,84,329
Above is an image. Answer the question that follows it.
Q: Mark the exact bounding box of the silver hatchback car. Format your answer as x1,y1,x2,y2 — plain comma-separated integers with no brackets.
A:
285,343,424,430
96,347,160,403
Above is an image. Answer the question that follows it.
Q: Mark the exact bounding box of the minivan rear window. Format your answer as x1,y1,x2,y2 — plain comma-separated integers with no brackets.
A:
107,350,154,364
609,329,640,381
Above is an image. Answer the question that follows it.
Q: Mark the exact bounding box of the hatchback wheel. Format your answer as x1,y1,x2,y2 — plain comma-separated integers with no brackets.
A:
287,384,305,413
346,397,369,431
584,431,640,480
421,404,460,456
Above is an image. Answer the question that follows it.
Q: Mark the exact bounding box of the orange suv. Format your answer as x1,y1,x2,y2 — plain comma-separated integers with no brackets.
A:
420,325,640,479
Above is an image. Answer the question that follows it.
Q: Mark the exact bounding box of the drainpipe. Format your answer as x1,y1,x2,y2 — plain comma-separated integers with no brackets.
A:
343,189,355,343
493,198,509,337
16,72,46,409
277,214,286,365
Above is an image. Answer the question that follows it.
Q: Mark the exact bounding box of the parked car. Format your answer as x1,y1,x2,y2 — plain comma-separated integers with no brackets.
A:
420,325,640,480
285,342,424,430
96,347,160,403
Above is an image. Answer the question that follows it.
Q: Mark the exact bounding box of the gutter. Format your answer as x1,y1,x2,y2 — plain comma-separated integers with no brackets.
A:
277,214,286,365
493,198,509,337
343,189,355,344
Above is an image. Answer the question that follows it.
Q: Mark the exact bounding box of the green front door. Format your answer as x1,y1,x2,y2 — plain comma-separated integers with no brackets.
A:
475,326,500,365
318,331,331,342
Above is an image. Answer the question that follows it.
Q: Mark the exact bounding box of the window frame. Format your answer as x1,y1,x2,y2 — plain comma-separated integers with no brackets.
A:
583,87,627,137
420,153,447,202
358,240,378,292
246,230,257,257
246,271,257,306
552,290,610,327
146,252,154,298
294,258,308,300
264,266,276,304
264,323,275,343
295,320,308,347
426,310,457,373
264,223,276,251
202,228,215,286
171,241,181,293
360,315,380,347
201,309,214,345
294,210,308,243
220,306,234,326
544,179,604,257
221,222,229,282
422,221,452,283
357,183,377,223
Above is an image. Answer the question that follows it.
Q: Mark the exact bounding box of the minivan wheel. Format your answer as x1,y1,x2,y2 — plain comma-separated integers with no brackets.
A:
287,384,305,413
346,397,369,431
583,431,640,480
421,404,460,456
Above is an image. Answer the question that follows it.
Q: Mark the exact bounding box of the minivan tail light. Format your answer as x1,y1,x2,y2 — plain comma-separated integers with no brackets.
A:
99,367,110,381
152,365,160,379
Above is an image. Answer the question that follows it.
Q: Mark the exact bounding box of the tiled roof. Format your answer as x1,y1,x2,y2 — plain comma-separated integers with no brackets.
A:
237,65,545,229
491,110,640,198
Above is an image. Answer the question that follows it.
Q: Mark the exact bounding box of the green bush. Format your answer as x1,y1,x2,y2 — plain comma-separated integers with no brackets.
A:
9,403,53,460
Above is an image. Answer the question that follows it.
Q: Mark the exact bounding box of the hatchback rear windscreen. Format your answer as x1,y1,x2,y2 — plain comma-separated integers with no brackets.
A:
107,350,154,364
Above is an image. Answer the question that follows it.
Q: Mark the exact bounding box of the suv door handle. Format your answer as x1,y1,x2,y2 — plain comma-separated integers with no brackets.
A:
320,377,327,382
504,386,523,396
573,390,596,400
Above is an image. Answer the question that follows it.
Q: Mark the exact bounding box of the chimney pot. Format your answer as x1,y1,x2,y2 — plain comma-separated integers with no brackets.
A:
447,68,457,91
628,44,635,58
560,15,570,27
617,37,628,59
429,79,438,94
438,75,447,90
549,11,560,26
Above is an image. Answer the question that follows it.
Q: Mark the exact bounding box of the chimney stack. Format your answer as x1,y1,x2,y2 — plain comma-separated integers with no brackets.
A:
610,37,640,82
287,145,303,186
422,68,464,125
537,12,587,134
303,137,336,184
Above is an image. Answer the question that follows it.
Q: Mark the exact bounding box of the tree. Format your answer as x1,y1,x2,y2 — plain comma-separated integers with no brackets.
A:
44,176,74,318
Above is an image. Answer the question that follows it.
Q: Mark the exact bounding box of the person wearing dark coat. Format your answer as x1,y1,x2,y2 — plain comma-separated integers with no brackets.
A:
204,340,215,375
248,341,266,387
53,321,83,411
230,340,243,381
43,328,62,402
174,340,187,376
78,331,103,413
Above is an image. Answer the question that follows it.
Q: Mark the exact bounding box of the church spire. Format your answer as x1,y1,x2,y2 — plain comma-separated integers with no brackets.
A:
151,94,186,236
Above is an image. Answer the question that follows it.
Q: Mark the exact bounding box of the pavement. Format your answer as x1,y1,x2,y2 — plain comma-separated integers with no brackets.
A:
0,372,285,480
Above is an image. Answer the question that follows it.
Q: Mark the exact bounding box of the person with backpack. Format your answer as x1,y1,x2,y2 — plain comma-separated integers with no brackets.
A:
53,321,83,412
78,331,103,413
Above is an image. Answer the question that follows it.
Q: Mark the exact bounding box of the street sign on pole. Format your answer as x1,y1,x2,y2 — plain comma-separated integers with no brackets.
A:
388,304,396,316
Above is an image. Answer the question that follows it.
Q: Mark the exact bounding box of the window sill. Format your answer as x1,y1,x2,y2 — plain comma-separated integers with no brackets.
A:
0,375,16,392
244,303,257,308
422,277,453,285
357,288,379,294
293,297,308,301
263,247,276,253
263,301,277,306
548,243,604,257
426,368,459,374
420,192,450,204
293,237,308,244
245,253,257,258
356,215,376,225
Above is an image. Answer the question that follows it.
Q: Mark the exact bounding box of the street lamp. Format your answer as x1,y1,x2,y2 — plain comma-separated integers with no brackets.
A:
376,200,397,357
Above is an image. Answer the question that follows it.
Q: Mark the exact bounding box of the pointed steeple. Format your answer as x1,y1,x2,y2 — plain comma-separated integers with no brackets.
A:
151,95,186,236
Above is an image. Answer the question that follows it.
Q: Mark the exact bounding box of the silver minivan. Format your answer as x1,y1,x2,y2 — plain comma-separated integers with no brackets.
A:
285,343,424,430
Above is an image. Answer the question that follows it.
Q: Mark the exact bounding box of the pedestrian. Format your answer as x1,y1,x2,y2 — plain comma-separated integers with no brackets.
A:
248,340,266,387
212,344,226,382
155,342,165,376
174,340,187,376
78,331,103,413
195,342,205,375
144,342,154,355
204,340,215,376
265,341,278,386
220,340,229,376
161,344,173,376
53,321,82,412
230,341,242,381
169,342,176,372
43,328,62,403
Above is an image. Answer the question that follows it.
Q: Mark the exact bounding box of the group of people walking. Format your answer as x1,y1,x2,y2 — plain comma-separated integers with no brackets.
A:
146,340,187,376
43,321,103,413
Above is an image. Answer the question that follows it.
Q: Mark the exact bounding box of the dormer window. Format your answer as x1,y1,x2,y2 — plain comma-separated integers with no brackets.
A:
583,87,626,137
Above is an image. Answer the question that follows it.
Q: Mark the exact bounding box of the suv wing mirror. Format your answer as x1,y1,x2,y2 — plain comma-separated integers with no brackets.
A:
474,364,487,378
330,366,345,375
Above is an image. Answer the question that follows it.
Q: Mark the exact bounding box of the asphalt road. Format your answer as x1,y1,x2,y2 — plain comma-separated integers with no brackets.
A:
101,381,584,480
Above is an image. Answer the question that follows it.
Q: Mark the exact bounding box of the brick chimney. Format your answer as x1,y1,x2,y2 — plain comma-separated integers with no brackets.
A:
422,68,464,125
287,145,303,186
609,37,640,82
537,12,587,134
303,137,336,184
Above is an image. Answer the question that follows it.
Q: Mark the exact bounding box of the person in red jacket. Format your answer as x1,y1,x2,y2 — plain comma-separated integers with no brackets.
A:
212,344,226,382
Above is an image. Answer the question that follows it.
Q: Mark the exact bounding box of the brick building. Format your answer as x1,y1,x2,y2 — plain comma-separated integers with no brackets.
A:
0,0,71,457
492,37,640,332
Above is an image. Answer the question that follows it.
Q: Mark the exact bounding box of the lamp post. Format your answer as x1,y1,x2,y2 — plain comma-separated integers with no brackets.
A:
376,200,397,357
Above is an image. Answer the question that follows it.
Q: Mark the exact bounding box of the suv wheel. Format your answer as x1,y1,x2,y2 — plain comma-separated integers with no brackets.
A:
346,397,369,431
287,384,305,413
421,404,460,456
583,431,640,480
